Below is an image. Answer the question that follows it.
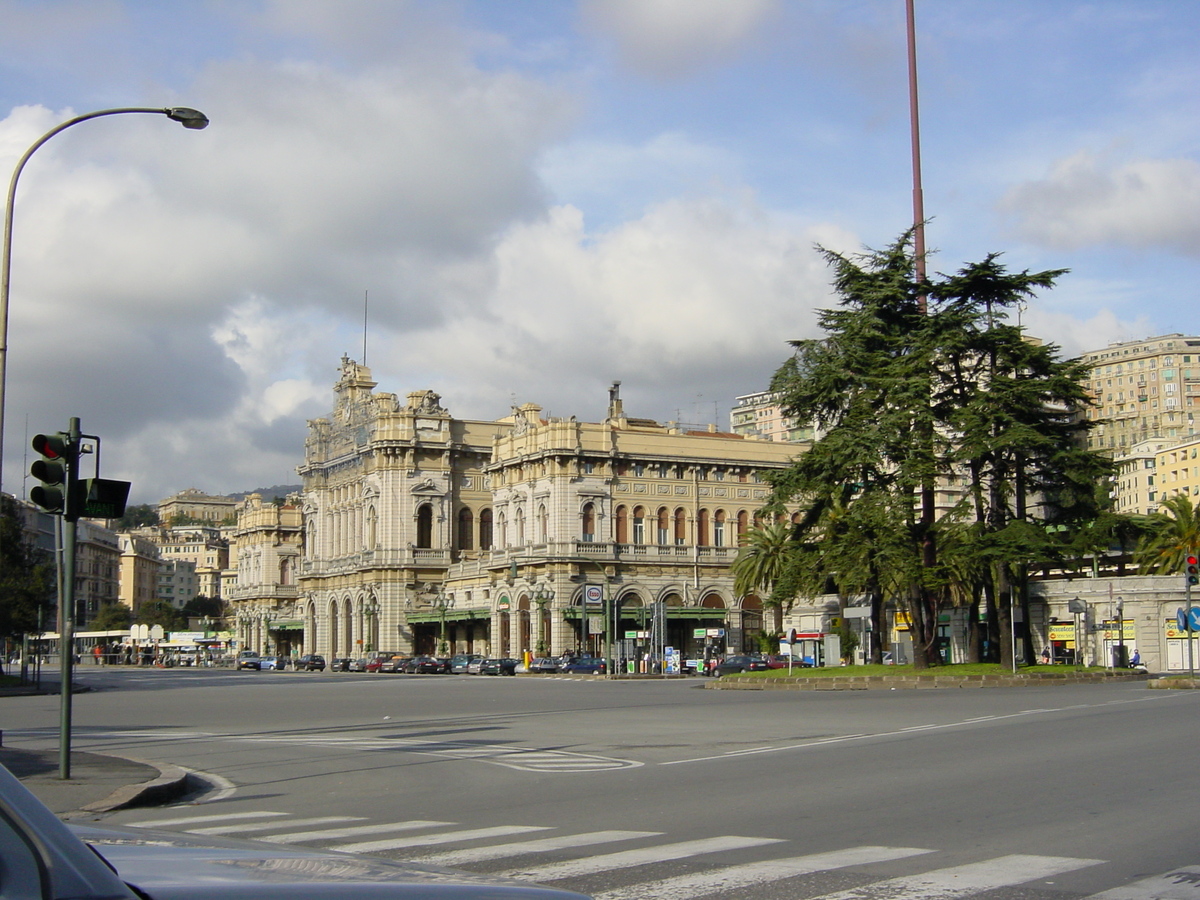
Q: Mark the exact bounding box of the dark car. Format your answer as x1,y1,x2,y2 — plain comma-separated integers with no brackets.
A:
764,653,807,669
479,657,519,675
295,654,326,671
0,761,592,900
330,657,353,672
714,654,769,676
384,655,413,673
403,656,447,674
561,657,607,674
450,653,482,674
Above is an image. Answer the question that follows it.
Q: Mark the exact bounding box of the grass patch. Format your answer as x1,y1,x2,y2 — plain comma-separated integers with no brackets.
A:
741,663,1112,678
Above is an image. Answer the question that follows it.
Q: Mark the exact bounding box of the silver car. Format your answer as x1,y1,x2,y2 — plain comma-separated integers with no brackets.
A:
0,762,590,900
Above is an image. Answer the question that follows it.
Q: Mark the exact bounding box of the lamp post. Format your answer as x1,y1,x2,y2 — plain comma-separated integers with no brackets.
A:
0,106,208,491
532,585,552,655
362,598,378,654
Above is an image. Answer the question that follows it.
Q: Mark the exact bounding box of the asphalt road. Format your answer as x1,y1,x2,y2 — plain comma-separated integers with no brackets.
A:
6,666,1199,900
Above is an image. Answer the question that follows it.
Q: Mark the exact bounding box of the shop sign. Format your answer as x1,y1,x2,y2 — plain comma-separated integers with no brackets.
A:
1164,617,1200,639
497,596,510,610
1048,622,1076,641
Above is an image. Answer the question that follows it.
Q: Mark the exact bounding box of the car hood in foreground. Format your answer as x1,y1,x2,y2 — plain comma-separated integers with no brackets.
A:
70,823,591,900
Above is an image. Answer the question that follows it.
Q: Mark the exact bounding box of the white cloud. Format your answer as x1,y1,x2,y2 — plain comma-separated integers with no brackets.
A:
579,0,782,79
1001,151,1200,254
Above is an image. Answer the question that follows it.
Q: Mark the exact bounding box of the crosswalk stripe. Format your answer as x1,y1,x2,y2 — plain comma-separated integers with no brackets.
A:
503,835,784,881
124,811,287,828
262,820,453,843
420,830,663,866
594,845,934,900
338,825,552,854
1087,865,1200,900
804,853,1104,900
187,816,363,835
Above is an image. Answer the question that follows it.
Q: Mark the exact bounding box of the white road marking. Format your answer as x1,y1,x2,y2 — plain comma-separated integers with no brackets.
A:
187,816,362,835
261,819,453,843
337,825,551,854
420,830,662,865
1088,866,1200,900
123,810,288,828
503,835,784,881
804,853,1103,900
594,845,934,900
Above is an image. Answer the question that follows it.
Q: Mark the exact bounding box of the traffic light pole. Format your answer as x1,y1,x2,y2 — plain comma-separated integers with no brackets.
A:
58,416,80,780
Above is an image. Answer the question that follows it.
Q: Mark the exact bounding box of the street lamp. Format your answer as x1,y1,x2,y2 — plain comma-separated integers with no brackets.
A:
0,106,208,490
532,585,553,654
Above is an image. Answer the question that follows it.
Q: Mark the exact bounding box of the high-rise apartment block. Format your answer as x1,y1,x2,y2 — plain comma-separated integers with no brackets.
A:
1081,334,1200,455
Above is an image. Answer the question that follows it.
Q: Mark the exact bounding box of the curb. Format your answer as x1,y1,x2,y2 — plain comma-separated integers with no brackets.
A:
79,759,193,813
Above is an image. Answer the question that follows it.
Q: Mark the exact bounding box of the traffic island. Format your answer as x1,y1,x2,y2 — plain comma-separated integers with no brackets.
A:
706,670,1153,690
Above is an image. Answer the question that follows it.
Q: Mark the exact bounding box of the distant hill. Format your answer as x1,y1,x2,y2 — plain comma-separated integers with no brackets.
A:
228,484,303,502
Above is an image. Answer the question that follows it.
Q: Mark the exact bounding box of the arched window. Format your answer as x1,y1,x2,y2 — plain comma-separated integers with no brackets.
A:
537,503,548,542
697,509,710,546
582,503,596,542
279,557,293,586
615,506,629,544
416,504,433,549
714,510,727,548
458,507,474,551
497,512,508,547
736,510,749,543
674,508,687,545
479,508,493,550
515,507,525,546
632,506,646,546
656,507,670,545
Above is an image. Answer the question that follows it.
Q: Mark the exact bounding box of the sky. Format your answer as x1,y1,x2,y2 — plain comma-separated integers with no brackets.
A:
2,0,1198,505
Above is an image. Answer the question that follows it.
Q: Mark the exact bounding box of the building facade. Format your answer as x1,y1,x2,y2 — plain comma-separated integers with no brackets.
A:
1081,334,1200,455
232,359,804,663
158,488,238,525
730,391,816,443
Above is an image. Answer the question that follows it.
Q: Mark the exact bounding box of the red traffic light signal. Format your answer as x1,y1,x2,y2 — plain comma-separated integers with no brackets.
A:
1187,554,1200,586
30,432,77,516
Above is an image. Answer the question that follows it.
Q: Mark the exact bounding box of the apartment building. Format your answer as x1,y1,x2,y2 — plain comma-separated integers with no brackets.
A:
730,391,816,443
1081,334,1200,455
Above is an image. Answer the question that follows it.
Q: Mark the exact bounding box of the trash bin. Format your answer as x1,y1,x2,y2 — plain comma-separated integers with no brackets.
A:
1112,646,1129,668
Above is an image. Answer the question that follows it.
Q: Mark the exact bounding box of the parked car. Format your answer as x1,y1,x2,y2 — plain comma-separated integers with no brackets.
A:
529,657,560,673
384,655,413,673
561,657,607,674
403,656,446,674
236,650,261,670
329,657,353,672
258,655,281,670
466,657,487,675
450,653,482,674
347,657,369,672
294,654,326,672
713,655,769,676
0,761,592,900
479,657,519,675
764,654,806,669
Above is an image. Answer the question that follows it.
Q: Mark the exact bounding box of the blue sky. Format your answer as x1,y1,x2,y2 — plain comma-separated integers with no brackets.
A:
2,0,1198,502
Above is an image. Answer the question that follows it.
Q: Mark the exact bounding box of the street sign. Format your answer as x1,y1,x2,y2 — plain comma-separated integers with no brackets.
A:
1190,607,1200,632
584,584,603,605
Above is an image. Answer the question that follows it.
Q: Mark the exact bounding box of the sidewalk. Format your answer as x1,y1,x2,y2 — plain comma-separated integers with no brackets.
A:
0,746,190,818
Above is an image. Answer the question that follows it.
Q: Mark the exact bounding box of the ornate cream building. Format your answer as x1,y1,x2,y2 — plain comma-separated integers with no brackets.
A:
234,358,804,663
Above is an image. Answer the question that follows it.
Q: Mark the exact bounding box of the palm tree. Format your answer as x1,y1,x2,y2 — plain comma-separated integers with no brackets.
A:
1135,494,1200,574
732,520,795,632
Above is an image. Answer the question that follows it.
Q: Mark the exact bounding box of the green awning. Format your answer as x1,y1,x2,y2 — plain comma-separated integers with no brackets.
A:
405,607,492,624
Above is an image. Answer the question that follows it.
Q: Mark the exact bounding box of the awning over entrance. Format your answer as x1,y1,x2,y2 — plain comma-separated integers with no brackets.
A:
405,607,492,624
271,619,305,630
562,607,727,621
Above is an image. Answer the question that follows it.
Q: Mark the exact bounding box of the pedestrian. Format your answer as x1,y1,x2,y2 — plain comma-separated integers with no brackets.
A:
92,645,103,665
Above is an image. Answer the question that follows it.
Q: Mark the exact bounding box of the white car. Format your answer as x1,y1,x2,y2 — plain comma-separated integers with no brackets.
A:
0,761,591,900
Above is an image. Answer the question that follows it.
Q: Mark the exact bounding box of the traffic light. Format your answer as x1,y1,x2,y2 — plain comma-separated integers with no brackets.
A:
30,432,78,518
1186,553,1200,587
